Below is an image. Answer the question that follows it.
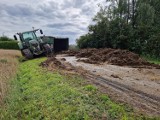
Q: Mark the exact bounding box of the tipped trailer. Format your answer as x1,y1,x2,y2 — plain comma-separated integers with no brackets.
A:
41,36,69,53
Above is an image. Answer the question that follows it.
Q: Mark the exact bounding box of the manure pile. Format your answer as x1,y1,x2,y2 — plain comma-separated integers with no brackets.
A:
63,48,160,68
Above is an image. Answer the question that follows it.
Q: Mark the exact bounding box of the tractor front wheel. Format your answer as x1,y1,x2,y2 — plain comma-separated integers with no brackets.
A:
21,49,33,59
43,44,52,55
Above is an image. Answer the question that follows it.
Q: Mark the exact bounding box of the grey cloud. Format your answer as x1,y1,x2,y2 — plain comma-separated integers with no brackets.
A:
1,4,33,17
82,6,94,15
46,23,77,28
46,22,87,35
0,0,106,44
62,0,86,8
59,31,78,35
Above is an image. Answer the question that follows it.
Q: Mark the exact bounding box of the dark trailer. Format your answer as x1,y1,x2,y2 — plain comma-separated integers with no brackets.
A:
42,36,69,53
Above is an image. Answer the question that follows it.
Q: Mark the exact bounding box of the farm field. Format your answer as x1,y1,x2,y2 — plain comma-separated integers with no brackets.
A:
0,50,21,104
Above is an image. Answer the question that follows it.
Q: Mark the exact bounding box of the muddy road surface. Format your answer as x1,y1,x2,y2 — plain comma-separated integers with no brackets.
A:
56,55,160,117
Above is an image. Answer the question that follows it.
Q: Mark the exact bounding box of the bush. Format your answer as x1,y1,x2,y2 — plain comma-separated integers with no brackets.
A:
0,41,19,50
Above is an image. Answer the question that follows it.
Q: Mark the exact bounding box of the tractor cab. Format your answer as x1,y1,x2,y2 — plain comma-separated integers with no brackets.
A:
22,31,37,42
15,29,43,42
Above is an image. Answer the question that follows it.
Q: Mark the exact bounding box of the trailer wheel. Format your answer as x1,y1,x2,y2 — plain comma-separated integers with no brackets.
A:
21,49,33,59
43,44,52,55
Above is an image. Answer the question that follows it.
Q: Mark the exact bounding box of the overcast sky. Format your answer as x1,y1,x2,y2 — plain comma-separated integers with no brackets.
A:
0,0,106,44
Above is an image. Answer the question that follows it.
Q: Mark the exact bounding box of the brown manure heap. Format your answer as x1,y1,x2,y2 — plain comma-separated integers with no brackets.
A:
61,50,79,56
40,57,66,70
64,48,160,68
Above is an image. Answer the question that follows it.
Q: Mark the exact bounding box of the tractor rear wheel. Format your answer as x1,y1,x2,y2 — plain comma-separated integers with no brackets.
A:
43,44,52,55
21,49,33,59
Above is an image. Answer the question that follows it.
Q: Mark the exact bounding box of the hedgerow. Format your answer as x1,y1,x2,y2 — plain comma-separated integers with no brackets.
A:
0,41,19,50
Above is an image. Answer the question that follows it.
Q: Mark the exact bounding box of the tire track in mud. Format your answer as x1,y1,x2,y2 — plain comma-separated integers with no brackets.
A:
97,76,160,104
84,73,160,116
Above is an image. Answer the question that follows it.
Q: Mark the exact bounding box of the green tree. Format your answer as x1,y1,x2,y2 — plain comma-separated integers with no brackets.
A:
76,0,160,57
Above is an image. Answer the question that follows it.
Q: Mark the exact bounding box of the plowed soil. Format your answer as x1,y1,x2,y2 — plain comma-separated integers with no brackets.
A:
63,48,160,68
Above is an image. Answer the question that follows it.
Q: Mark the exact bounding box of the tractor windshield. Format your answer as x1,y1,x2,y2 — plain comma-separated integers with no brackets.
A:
22,32,37,41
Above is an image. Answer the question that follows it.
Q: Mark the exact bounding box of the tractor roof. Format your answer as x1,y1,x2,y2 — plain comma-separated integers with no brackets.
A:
17,29,39,35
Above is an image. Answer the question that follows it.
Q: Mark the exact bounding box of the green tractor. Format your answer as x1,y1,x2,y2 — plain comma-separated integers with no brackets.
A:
14,29,52,59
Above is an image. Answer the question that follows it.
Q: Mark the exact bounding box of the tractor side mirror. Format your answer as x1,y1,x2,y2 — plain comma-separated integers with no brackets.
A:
40,29,43,34
14,35,17,40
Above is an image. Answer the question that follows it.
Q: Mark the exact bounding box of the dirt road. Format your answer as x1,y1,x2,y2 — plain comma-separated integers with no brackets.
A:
56,55,160,116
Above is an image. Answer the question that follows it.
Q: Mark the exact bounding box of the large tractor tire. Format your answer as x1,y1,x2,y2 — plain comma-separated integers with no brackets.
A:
43,44,52,55
21,49,33,59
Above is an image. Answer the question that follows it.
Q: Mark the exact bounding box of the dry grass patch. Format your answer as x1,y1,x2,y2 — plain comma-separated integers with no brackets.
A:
0,49,21,104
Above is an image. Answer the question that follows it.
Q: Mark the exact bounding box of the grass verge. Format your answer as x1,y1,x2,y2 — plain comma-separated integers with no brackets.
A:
0,58,159,120
142,56,160,65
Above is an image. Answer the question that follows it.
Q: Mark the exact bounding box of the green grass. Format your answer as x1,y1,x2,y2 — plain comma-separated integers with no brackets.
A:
143,56,160,65
0,58,159,120
147,58,160,65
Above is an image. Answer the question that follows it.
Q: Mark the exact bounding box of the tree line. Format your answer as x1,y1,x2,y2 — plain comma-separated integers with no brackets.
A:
77,0,160,57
